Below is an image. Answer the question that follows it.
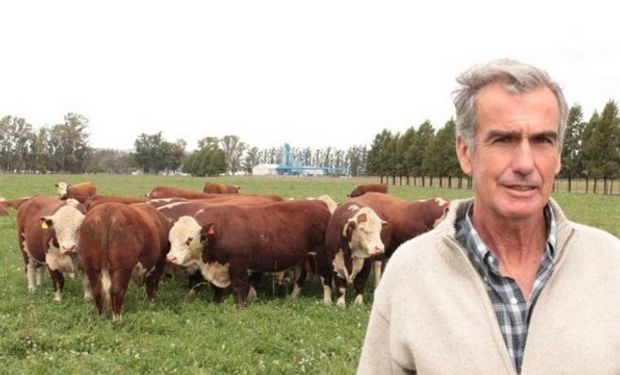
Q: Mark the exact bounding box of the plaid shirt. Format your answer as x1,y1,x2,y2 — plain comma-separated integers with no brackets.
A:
455,203,556,374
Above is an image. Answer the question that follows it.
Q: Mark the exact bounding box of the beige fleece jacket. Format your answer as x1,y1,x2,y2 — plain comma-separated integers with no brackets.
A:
358,198,620,375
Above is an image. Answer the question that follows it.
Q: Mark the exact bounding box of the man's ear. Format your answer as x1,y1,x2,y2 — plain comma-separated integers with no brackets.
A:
456,137,473,176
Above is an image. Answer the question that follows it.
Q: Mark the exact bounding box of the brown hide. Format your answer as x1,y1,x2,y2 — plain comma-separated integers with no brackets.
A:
78,202,171,319
196,199,331,307
61,182,97,203
147,186,221,199
348,183,388,198
203,182,240,194
351,192,448,257
0,204,7,216
16,195,69,296
157,195,283,222
85,195,148,211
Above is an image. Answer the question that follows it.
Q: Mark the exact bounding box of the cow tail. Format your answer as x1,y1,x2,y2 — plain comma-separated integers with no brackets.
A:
99,216,112,314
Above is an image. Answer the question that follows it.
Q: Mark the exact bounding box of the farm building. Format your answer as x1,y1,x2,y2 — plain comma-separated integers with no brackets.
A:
252,163,279,176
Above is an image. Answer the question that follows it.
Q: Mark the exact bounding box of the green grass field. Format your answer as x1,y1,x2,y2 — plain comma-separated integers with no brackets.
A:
1,174,618,374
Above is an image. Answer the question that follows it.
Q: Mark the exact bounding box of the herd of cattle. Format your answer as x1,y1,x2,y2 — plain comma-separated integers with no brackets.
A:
0,181,449,320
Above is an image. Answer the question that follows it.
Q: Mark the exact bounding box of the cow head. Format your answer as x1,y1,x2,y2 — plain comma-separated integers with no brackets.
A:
343,207,388,258
167,216,203,267
40,200,85,254
55,182,69,199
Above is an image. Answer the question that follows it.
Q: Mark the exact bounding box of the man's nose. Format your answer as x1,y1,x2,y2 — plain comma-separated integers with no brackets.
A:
512,141,535,174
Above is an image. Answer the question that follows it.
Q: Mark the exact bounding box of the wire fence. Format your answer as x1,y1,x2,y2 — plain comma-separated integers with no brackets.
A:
380,176,620,195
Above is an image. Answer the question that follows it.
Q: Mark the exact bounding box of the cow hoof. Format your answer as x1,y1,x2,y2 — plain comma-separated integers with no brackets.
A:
112,314,122,322
353,295,364,306
83,292,93,300
53,292,62,302
336,298,346,308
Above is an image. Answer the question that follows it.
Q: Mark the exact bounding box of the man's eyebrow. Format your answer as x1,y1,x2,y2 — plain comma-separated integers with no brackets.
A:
485,130,519,140
531,130,558,140
484,130,558,140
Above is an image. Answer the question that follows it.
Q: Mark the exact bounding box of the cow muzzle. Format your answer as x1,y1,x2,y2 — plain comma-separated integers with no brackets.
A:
61,245,76,254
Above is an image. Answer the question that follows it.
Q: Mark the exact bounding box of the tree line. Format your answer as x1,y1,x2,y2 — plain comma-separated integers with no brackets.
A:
1,101,619,179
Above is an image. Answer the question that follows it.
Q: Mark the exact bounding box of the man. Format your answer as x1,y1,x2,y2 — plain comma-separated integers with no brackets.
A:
357,59,620,374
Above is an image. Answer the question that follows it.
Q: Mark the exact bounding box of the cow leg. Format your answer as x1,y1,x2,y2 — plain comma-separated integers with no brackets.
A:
86,270,106,317
82,273,93,300
353,259,373,306
111,270,131,321
319,274,333,305
230,267,249,308
187,270,204,295
247,272,262,302
26,257,36,291
290,265,307,299
335,276,347,307
48,268,65,302
145,258,166,301
35,265,45,286
211,284,225,303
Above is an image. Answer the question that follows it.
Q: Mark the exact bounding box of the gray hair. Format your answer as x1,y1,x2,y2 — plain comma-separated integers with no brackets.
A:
453,59,568,151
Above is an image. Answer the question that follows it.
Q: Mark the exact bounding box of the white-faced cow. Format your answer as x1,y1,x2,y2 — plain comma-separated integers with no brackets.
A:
316,201,389,306
78,202,171,320
168,200,330,308
17,196,87,301
55,182,97,203
163,195,292,301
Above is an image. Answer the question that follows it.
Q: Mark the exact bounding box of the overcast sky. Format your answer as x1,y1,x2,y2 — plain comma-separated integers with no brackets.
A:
2,1,619,152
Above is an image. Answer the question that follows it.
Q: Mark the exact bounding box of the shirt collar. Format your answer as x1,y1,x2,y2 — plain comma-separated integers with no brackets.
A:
456,203,557,274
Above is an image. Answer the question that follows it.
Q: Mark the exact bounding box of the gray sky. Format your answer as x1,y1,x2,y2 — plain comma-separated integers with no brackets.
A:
2,1,619,151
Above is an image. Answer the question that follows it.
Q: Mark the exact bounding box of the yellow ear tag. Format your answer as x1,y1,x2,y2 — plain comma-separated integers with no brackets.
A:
41,221,48,229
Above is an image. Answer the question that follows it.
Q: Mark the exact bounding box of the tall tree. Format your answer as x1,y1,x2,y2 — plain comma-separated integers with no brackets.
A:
582,101,620,180
560,104,587,178
220,135,247,175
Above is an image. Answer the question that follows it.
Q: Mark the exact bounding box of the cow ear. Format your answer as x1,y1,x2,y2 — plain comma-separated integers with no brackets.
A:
201,223,217,244
343,219,356,240
40,217,53,230
381,220,389,229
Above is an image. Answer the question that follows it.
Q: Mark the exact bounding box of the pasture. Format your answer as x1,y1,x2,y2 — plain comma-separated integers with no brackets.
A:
1,174,619,374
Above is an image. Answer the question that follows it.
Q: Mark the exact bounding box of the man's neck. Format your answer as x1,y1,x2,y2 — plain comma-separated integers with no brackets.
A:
471,205,548,299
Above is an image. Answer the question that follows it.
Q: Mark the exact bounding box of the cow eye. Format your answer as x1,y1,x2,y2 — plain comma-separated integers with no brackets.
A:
186,237,193,245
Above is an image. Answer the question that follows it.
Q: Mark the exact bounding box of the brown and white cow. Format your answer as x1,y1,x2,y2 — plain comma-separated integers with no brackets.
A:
0,196,30,212
351,193,449,258
78,202,171,320
347,183,388,198
17,196,87,301
168,200,330,308
316,201,389,306
163,196,293,300
56,181,97,203
203,182,240,194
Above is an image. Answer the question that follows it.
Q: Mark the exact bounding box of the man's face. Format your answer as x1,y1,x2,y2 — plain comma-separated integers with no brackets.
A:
456,81,561,222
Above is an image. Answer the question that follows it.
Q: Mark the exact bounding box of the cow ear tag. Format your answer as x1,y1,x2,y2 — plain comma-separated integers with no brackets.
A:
41,221,48,229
